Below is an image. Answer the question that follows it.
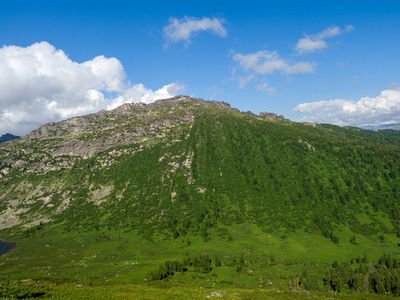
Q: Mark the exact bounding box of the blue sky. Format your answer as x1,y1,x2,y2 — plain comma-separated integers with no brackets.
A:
1,0,400,135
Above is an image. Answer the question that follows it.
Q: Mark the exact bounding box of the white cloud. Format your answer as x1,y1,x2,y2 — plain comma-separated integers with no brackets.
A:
107,83,185,110
294,87,400,126
257,83,276,96
232,50,315,75
296,39,328,53
163,16,227,46
0,42,184,136
295,25,354,54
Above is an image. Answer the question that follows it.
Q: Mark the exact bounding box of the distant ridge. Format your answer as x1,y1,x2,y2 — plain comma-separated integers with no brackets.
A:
360,123,400,131
0,133,20,143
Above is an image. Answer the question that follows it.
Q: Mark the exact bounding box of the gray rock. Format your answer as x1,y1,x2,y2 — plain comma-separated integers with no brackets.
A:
259,112,278,119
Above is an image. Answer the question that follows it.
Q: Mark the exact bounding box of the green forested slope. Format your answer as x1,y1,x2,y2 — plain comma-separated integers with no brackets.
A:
49,107,400,240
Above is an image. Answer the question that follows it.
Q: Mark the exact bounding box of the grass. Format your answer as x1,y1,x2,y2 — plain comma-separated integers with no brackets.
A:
0,280,395,299
1,222,399,292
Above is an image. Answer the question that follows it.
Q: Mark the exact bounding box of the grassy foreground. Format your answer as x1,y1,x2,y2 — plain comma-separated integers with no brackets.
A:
0,280,394,299
1,223,400,298
1,224,399,282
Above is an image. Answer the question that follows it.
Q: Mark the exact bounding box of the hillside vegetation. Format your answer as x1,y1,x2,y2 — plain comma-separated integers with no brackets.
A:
1,96,400,298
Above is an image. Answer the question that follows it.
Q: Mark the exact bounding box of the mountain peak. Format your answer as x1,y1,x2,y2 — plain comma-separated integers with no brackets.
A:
0,133,20,143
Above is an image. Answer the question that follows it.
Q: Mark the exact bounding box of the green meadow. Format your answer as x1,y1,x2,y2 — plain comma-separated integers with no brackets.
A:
1,221,400,298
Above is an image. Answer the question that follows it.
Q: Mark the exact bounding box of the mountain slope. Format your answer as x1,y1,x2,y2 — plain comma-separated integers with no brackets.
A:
1,96,400,293
2,96,399,237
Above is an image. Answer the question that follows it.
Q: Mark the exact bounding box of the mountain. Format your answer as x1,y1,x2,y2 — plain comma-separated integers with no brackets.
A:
0,133,20,143
1,95,400,296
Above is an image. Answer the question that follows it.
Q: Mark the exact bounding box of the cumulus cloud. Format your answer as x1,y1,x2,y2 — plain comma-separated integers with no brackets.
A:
107,83,185,110
163,16,227,46
232,50,315,75
295,25,354,54
294,87,400,126
0,42,184,136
